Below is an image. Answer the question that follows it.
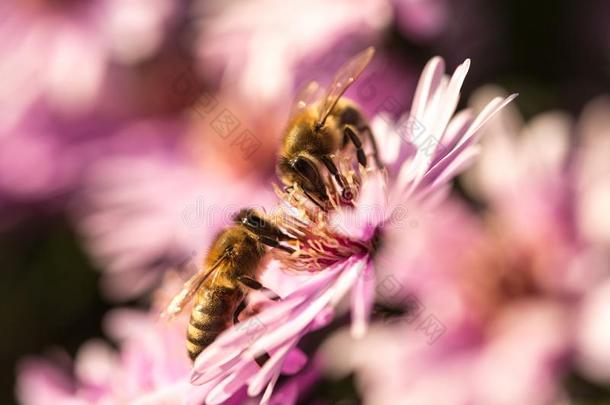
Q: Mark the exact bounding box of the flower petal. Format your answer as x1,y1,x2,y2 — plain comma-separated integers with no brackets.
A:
191,347,243,384
433,59,470,138
206,361,258,405
248,337,299,396
410,57,445,119
417,94,518,196
351,260,376,338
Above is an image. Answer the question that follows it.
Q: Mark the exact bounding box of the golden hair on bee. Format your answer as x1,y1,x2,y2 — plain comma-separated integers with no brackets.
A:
277,46,382,210
163,208,294,361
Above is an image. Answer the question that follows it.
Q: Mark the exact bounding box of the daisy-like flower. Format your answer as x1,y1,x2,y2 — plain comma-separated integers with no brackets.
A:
317,95,610,405
16,273,315,405
186,57,516,403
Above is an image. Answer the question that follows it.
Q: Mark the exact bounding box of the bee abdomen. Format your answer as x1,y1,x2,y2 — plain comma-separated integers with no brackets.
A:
187,287,243,361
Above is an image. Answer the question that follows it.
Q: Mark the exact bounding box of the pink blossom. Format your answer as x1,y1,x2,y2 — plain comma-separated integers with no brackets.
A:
16,309,193,405
318,93,610,405
186,56,515,404
570,98,610,385
573,97,610,248
0,0,175,126
466,89,610,293
0,0,179,218
18,304,310,404
323,301,571,405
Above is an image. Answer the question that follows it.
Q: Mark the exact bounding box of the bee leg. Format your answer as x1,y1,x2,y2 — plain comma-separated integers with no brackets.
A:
359,125,383,169
237,276,281,301
344,126,368,167
321,155,354,201
255,353,271,367
284,184,327,210
320,155,346,188
259,235,296,254
232,299,271,366
302,189,328,211
233,299,247,324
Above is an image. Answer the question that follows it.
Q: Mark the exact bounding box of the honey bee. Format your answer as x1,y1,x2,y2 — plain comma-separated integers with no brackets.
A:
164,208,294,361
277,46,381,209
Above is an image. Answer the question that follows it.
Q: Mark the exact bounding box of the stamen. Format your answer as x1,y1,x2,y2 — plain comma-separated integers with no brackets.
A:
269,149,382,271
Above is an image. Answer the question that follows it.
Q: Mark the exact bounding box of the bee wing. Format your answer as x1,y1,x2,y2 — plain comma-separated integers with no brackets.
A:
162,251,230,319
290,80,323,118
316,47,375,128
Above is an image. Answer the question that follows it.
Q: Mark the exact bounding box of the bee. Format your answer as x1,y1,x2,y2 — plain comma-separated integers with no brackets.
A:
277,46,381,209
164,208,294,361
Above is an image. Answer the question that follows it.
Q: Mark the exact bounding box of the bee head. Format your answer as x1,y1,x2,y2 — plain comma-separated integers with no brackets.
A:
277,154,329,206
233,208,263,229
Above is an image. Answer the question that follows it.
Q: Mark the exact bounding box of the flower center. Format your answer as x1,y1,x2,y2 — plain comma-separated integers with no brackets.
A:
270,162,383,271
271,185,372,271
273,215,369,271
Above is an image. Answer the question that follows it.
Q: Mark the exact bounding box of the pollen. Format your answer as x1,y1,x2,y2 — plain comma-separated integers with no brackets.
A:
269,160,374,271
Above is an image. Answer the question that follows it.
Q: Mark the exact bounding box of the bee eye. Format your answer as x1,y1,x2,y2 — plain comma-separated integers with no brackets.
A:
293,157,320,185
245,213,263,229
233,208,260,228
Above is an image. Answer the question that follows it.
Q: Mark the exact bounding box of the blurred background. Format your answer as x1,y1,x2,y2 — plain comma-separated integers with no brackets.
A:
1,0,609,404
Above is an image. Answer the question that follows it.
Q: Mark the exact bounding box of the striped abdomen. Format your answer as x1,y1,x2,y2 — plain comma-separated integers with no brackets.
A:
187,286,244,361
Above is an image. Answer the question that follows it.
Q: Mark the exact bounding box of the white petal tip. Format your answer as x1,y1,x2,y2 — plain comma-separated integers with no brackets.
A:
351,324,367,339
427,56,446,71
189,372,203,385
247,385,258,397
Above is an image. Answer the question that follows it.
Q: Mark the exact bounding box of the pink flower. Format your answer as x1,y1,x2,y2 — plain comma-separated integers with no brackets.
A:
187,56,515,404
0,114,180,226
0,0,176,126
318,93,610,405
573,97,610,248
16,275,318,405
16,309,194,405
0,0,179,217
466,89,610,293
570,97,610,385
323,301,570,405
